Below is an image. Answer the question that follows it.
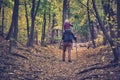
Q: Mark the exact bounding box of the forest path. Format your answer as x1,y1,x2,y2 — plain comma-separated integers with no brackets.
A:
23,44,120,80
27,44,88,80
50,43,87,61
0,37,120,80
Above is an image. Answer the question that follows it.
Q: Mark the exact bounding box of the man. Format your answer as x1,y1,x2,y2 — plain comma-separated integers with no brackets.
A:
62,29,77,62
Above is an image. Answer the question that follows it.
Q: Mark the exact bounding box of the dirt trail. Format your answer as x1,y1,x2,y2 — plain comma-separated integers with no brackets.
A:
0,38,120,80
27,45,120,80
29,45,88,80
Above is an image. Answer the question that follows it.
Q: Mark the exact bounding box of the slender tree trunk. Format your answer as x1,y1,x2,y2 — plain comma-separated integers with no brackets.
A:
102,0,115,38
27,0,35,47
27,0,41,47
117,0,120,38
6,0,19,42
41,11,46,46
67,0,70,19
62,0,67,32
47,4,51,43
108,1,115,38
48,7,51,31
0,1,1,12
90,21,96,48
109,23,115,38
27,0,35,46
1,4,4,37
116,0,120,59
87,0,96,48
102,0,109,45
92,0,119,63
35,31,38,45
13,0,19,41
24,0,29,38
50,14,55,43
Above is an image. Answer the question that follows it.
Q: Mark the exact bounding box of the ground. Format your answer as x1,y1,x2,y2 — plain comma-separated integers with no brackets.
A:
0,37,120,80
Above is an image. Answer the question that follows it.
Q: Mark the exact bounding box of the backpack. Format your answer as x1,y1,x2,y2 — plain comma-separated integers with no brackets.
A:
62,31,73,42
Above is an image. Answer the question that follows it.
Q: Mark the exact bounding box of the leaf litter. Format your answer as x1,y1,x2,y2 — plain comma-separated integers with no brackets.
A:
0,37,120,80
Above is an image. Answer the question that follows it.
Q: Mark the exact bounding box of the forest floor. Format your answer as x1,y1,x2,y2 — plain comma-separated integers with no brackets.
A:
0,36,120,80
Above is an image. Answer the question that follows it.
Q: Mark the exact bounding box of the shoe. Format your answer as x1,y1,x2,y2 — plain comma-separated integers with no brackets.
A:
68,60,72,62
62,59,65,62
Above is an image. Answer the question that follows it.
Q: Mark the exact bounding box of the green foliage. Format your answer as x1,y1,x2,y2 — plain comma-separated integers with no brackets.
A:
3,0,118,44
1,0,14,8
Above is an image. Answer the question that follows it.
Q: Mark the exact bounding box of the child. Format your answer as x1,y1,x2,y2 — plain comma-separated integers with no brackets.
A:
64,19,73,32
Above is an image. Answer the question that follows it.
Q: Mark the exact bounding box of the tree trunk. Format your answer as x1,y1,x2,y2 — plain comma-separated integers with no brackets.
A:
62,0,67,32
92,0,119,63
1,4,4,37
24,0,30,38
87,0,96,48
50,14,55,44
41,11,46,46
27,0,35,47
6,0,19,42
48,6,51,30
102,0,109,45
67,0,70,19
90,21,96,48
117,0,120,38
47,4,51,43
102,0,115,38
35,31,38,45
13,0,19,41
116,0,120,58
27,0,41,47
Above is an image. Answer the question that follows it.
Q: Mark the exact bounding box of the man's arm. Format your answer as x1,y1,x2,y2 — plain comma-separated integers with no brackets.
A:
71,33,77,42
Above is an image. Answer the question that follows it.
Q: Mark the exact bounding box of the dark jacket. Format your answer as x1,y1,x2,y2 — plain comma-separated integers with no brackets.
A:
62,30,77,43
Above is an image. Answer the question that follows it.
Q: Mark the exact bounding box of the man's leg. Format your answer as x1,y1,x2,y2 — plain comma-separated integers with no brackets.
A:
68,43,72,62
62,43,66,61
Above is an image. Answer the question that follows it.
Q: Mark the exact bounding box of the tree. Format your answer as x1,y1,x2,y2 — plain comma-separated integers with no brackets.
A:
41,10,46,46
6,0,19,42
87,0,96,48
24,0,30,38
92,0,119,63
67,0,70,19
27,0,41,47
50,13,56,43
62,0,68,32
102,0,115,38
117,0,120,38
0,0,4,37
